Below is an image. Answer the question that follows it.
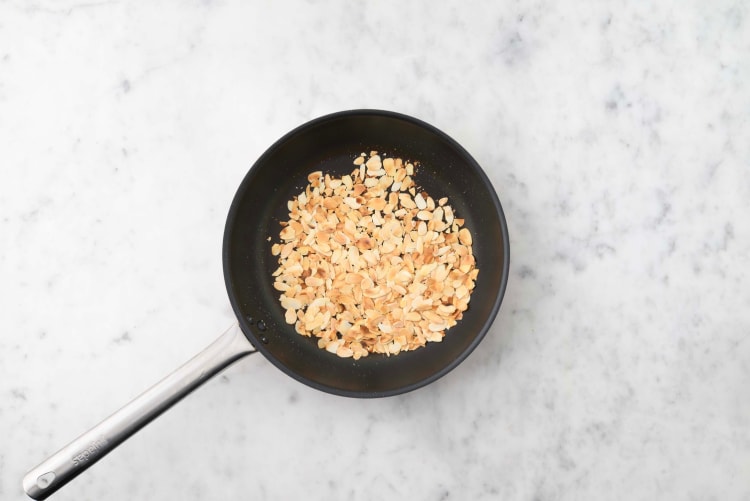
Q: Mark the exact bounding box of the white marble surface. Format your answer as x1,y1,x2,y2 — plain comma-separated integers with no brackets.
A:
2,0,750,499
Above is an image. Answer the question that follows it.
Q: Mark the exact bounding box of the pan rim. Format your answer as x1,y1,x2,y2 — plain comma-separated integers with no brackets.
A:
223,109,510,397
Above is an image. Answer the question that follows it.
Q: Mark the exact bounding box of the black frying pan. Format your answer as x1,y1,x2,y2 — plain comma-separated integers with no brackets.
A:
23,110,510,499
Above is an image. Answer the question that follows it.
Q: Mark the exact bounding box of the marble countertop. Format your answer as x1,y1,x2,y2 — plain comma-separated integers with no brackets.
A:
3,1,749,499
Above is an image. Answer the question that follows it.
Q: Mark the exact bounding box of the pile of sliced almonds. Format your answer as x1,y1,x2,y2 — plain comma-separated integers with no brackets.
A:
271,151,478,359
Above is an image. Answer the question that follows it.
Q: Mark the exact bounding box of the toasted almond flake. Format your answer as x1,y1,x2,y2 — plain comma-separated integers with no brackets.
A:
444,206,454,225
433,207,444,222
437,304,456,315
458,228,473,246
271,151,478,359
396,269,413,282
368,198,387,211
435,245,451,257
280,296,303,310
421,310,442,323
279,226,296,241
379,175,393,188
404,311,421,322
325,339,343,353
345,273,364,284
307,171,323,183
434,264,449,281
394,167,406,183
366,154,381,168
425,331,443,342
336,345,354,357
356,237,374,250
414,193,427,210
383,157,395,175
305,276,324,287
285,308,297,324
363,286,388,298
344,197,361,209
273,278,289,289
398,194,415,209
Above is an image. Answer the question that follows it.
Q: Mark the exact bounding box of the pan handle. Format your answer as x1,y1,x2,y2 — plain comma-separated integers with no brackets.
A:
22,323,256,500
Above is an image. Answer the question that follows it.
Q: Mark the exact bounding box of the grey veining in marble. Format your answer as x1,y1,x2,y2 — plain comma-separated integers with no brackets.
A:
2,0,749,500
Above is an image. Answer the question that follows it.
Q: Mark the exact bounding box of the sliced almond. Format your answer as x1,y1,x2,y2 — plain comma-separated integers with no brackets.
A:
271,151,478,359
414,193,427,210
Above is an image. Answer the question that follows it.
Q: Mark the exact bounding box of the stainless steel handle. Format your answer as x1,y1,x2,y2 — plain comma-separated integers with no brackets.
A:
22,323,256,500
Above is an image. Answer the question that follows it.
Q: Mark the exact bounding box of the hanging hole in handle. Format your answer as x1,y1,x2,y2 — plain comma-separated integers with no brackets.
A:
36,472,56,489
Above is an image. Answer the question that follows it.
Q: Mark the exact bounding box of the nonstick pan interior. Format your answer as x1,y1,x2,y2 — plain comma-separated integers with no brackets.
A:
223,110,510,397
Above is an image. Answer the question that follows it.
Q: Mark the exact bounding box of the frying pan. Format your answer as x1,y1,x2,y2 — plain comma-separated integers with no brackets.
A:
23,109,510,499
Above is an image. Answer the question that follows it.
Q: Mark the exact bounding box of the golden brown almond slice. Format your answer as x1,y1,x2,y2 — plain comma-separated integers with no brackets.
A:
271,151,478,359
368,198,387,211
